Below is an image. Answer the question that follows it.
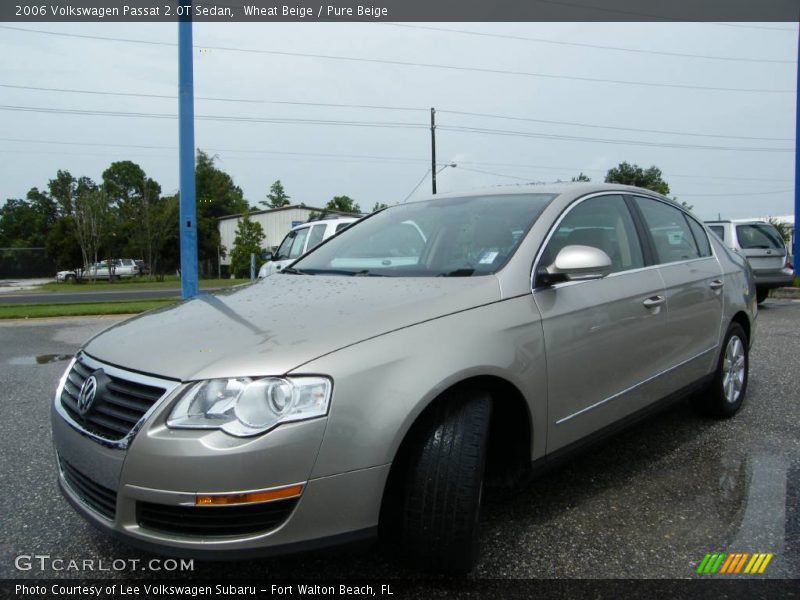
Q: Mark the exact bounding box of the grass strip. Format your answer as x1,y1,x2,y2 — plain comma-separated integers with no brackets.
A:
0,298,178,319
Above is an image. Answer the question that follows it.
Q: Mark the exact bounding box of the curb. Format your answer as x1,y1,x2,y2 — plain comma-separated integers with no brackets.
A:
772,287,800,299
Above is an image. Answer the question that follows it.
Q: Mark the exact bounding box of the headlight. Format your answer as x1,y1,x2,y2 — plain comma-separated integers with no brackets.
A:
167,376,331,437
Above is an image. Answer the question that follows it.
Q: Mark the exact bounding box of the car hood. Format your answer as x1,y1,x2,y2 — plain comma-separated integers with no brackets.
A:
82,275,502,381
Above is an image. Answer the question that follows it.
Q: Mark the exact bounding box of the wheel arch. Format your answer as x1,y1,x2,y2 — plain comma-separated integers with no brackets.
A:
378,374,533,538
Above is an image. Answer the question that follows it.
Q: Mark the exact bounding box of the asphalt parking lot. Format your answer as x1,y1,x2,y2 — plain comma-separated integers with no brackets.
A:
1,300,797,581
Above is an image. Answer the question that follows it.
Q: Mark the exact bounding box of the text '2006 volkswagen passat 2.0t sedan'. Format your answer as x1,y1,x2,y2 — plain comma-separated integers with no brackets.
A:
52,184,756,573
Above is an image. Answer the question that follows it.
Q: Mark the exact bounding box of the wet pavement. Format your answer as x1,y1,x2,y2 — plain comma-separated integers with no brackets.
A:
0,301,797,580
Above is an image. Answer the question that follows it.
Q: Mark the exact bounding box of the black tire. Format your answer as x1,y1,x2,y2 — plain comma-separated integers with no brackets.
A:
756,287,769,304
694,322,749,418
65,274,75,282
401,390,492,574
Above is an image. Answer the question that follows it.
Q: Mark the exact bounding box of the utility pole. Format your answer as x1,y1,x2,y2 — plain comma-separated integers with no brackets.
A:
178,3,199,299
430,107,437,195
794,25,799,276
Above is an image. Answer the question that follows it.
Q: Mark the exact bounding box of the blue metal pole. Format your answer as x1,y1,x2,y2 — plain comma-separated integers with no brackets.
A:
794,24,800,276
178,5,199,299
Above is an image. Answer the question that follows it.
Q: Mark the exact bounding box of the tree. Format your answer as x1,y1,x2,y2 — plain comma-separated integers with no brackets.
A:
0,188,56,248
45,217,83,269
767,217,791,244
326,195,361,213
371,202,388,212
604,162,670,195
230,211,265,278
572,173,591,182
72,185,111,280
194,150,250,276
262,180,291,208
103,161,172,279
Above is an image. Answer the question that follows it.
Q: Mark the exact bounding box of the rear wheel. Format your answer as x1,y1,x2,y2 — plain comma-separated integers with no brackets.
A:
756,287,769,304
694,322,749,418
401,390,492,574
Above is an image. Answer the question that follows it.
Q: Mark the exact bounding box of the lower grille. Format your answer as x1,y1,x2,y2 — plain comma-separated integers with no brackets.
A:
137,498,298,537
59,458,117,520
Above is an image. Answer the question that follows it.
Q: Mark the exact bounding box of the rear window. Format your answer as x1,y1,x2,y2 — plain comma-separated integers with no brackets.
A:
736,224,785,250
634,197,701,264
708,225,724,241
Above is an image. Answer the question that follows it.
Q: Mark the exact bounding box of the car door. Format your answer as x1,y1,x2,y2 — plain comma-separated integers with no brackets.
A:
533,193,670,452
632,196,724,390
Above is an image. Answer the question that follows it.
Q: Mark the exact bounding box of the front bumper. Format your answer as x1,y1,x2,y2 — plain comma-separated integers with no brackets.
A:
51,359,389,557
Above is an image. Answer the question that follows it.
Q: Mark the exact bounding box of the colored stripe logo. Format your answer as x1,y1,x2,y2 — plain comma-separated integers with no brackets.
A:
696,552,773,574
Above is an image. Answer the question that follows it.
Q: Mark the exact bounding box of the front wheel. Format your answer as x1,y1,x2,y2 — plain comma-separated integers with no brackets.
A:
401,390,492,574
694,322,749,418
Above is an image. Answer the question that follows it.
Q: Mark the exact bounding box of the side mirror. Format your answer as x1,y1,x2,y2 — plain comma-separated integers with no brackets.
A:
539,245,612,285
261,251,273,262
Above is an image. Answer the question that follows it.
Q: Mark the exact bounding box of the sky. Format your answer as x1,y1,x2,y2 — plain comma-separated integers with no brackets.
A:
0,21,797,220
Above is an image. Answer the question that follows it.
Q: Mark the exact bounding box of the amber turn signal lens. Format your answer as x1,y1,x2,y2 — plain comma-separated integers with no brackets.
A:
196,484,304,506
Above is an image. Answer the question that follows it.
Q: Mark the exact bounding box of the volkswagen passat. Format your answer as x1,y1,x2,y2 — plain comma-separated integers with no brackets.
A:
52,184,756,573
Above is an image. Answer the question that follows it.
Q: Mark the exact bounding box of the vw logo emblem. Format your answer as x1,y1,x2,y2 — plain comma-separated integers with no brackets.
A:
77,375,99,416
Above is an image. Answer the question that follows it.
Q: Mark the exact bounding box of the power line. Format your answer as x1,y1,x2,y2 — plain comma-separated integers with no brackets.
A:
0,104,428,129
457,166,542,181
0,136,793,183
0,25,792,94
439,109,791,142
1,105,789,153
439,124,791,153
0,83,425,113
3,83,789,142
678,189,793,197
383,23,795,64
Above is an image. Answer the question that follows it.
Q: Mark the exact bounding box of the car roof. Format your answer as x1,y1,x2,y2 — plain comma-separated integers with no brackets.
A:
293,217,358,230
408,182,676,207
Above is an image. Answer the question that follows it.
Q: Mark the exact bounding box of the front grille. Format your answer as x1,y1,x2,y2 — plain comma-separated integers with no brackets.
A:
60,357,166,441
137,498,299,537
59,458,117,519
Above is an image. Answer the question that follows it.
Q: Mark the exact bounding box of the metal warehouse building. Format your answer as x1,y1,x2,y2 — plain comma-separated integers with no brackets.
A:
217,205,357,267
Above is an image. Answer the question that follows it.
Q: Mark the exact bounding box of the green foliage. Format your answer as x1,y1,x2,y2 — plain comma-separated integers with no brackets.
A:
0,190,56,248
605,162,670,195
766,217,791,244
371,202,389,212
45,217,83,269
194,150,250,275
571,173,591,182
230,211,266,279
262,180,291,208
326,195,361,213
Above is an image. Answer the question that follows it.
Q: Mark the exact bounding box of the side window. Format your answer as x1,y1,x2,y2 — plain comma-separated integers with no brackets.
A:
305,224,325,251
541,195,644,274
635,197,700,264
685,216,712,257
336,222,352,233
287,227,310,259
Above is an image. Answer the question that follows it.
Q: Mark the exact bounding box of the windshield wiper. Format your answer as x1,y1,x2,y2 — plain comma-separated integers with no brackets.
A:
280,266,310,275
352,270,388,277
438,268,475,277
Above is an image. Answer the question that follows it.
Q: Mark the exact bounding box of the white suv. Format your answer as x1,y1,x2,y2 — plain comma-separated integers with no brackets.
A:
258,216,359,277
705,220,793,303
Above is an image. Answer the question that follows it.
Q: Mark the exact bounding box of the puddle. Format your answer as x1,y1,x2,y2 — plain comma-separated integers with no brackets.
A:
8,353,72,365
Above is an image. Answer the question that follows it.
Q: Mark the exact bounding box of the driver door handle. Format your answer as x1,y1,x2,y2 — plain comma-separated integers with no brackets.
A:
710,279,724,290
643,295,666,309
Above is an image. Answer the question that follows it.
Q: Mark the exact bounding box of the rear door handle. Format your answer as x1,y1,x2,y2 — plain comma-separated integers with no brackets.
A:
710,279,724,290
643,295,666,309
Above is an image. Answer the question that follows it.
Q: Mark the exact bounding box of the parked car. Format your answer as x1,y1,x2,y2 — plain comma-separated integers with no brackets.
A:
705,220,793,303
258,216,359,277
55,270,77,282
52,184,755,573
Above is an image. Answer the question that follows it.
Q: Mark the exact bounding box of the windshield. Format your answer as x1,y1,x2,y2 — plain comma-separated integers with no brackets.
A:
291,193,556,277
274,227,311,261
736,223,785,250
